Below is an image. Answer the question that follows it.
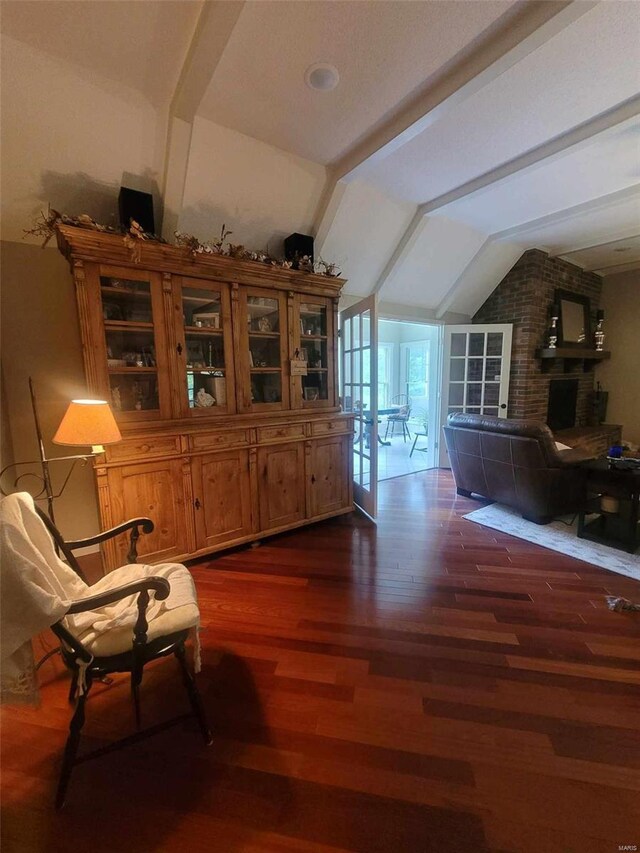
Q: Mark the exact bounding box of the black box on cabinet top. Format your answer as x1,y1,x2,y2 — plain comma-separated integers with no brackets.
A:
284,233,314,266
118,187,155,235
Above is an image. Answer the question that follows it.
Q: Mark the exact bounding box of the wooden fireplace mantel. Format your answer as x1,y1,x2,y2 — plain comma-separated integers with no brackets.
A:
536,347,611,373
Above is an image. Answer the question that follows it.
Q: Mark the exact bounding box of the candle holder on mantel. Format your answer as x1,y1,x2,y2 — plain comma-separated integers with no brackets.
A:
594,309,605,351
547,304,559,349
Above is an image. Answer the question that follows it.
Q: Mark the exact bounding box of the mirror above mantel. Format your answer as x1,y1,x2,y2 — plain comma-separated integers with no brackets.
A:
555,289,591,348
535,288,610,373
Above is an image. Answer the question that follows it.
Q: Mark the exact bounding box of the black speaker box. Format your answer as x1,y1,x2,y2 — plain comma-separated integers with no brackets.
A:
284,233,314,266
118,187,155,235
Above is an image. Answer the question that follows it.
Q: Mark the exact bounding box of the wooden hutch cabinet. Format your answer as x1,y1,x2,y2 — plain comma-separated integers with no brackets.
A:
56,226,353,570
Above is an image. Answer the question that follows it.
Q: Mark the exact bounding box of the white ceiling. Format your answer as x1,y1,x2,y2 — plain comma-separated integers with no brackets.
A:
198,0,517,164
560,234,640,275
0,0,201,106
356,1,640,204
2,0,639,314
436,116,640,234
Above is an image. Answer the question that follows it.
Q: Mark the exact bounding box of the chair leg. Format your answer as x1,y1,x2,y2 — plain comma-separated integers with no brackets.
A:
410,433,419,458
67,671,78,705
131,660,144,730
56,677,91,809
175,643,213,746
384,420,390,440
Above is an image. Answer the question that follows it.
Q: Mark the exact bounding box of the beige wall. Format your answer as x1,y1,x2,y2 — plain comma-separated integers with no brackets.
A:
595,269,640,446
1,33,165,244
179,116,326,255
1,241,101,539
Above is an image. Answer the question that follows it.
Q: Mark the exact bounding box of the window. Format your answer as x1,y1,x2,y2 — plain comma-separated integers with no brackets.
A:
402,342,429,401
377,343,393,408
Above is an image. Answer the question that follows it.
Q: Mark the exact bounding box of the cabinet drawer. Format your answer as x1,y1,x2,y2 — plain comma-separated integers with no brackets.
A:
107,435,181,462
190,429,251,451
311,420,350,437
257,423,307,443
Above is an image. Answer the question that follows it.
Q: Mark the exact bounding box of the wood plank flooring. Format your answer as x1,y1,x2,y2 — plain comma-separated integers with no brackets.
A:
2,469,639,852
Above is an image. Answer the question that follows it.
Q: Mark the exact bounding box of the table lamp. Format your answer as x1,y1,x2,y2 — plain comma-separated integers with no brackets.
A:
53,399,121,454
0,379,122,524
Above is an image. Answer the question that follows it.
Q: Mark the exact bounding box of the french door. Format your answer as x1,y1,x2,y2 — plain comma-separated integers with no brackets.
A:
340,295,378,519
438,324,512,467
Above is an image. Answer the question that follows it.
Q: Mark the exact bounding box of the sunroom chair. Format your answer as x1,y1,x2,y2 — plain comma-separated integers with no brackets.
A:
0,492,211,810
384,395,412,442
409,408,429,458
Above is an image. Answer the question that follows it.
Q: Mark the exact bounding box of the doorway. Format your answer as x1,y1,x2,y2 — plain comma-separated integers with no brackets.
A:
376,319,440,482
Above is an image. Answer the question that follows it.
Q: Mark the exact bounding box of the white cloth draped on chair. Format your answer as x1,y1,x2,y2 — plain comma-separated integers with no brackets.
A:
0,492,200,705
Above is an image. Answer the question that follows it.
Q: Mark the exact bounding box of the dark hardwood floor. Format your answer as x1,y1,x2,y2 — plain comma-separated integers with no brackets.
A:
2,470,639,852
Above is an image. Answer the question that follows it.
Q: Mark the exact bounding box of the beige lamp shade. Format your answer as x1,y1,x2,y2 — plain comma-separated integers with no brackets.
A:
53,399,121,451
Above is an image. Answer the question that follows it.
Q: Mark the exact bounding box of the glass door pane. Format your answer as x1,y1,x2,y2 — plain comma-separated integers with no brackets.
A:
180,283,233,414
297,299,330,405
440,323,513,466
241,290,288,411
340,295,377,518
101,273,161,416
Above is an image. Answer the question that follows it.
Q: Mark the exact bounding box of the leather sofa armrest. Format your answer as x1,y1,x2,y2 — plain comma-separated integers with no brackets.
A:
555,447,596,467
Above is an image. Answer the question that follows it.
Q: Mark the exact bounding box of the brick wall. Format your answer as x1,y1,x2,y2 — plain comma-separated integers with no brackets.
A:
473,249,603,425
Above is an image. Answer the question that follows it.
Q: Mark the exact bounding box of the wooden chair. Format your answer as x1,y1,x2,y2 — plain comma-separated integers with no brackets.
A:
384,395,412,443
22,503,212,808
409,408,429,458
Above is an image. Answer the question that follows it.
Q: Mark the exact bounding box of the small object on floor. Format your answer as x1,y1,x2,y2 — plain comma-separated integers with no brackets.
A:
607,596,640,612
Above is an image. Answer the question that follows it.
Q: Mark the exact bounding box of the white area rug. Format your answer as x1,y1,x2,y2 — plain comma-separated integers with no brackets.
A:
463,503,640,582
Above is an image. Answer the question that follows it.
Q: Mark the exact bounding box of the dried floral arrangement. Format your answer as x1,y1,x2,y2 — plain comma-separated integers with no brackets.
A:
25,206,341,277
174,223,341,277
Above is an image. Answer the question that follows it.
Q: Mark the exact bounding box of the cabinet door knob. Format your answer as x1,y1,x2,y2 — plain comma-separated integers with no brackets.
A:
311,474,316,484
177,342,183,355
194,498,201,509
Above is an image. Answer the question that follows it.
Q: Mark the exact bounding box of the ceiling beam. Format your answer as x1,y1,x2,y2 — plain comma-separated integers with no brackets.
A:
560,233,640,256
366,102,639,308
312,1,599,297
372,210,424,296
161,0,245,239
590,259,640,275
492,183,640,245
418,95,640,217
313,174,346,258
334,1,595,182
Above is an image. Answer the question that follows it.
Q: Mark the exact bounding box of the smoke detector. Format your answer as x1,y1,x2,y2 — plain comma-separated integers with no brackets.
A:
305,63,340,92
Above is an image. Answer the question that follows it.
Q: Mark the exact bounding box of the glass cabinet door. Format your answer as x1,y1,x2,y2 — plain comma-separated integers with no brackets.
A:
294,296,334,408
237,288,288,412
97,266,171,421
176,278,235,417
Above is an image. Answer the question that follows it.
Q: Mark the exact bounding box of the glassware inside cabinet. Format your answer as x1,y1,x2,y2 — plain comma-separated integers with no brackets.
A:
101,275,160,413
298,301,329,402
247,295,283,406
181,287,226,410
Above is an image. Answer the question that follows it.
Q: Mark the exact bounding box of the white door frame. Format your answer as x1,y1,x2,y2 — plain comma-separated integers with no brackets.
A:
340,295,378,519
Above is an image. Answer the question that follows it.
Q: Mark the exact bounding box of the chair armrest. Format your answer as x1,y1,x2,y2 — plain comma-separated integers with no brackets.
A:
67,576,170,652
67,576,170,614
555,448,596,467
66,518,154,564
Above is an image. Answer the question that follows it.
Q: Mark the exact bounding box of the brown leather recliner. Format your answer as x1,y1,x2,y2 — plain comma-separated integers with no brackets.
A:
443,413,594,524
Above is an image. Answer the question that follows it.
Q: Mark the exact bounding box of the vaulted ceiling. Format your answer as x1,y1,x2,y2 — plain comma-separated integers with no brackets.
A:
2,0,639,317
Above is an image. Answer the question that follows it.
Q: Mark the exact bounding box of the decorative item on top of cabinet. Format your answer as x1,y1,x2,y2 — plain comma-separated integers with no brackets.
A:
55,225,353,570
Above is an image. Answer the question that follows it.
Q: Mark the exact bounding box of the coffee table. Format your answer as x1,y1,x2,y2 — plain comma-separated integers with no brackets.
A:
577,459,640,553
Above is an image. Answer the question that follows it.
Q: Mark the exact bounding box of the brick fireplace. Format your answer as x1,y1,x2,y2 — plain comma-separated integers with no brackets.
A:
473,249,621,454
